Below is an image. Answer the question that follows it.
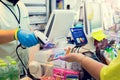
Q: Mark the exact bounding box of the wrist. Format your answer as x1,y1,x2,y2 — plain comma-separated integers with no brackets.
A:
77,53,86,63
14,28,19,40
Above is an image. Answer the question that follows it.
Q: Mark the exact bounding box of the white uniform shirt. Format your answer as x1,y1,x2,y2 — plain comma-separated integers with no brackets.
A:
0,0,30,74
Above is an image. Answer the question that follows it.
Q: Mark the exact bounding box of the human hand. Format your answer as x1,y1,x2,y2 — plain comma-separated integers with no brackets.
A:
59,49,85,63
59,53,84,63
59,53,78,62
14,29,39,47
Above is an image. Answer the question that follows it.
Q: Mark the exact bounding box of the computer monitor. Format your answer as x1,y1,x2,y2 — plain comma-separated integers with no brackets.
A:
84,1,103,36
44,10,76,41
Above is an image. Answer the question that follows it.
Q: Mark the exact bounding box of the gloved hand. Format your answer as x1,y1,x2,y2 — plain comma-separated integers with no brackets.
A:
14,29,39,47
14,28,55,48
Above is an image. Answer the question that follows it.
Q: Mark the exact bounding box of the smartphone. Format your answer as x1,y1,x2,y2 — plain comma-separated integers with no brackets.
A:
47,48,66,61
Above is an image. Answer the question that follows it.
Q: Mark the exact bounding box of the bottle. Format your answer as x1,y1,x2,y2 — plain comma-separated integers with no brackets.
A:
8,60,20,80
9,60,20,80
105,47,116,60
6,56,20,80
0,62,10,80
0,59,4,63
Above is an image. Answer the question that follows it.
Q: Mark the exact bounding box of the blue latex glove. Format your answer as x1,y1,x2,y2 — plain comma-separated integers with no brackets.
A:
16,29,39,47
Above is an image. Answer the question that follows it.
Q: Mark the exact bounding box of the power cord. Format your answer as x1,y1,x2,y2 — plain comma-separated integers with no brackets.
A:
16,44,40,80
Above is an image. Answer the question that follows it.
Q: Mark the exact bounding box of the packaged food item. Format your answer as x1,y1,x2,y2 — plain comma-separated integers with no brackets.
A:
53,68,79,80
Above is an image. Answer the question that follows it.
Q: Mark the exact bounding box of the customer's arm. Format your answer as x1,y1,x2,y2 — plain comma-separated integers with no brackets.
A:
60,53,106,80
0,29,16,44
79,54,105,80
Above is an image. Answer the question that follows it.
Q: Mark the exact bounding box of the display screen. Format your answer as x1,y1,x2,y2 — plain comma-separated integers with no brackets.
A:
44,10,76,41
70,27,88,46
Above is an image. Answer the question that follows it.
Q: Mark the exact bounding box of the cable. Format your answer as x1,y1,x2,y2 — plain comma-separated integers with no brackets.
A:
16,44,40,80
16,44,28,71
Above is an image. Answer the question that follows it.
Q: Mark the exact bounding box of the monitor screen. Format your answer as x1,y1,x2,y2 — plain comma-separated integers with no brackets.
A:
44,10,76,41
84,1,103,36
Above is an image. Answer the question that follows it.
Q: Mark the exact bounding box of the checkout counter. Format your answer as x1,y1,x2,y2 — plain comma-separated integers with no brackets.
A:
24,27,94,80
